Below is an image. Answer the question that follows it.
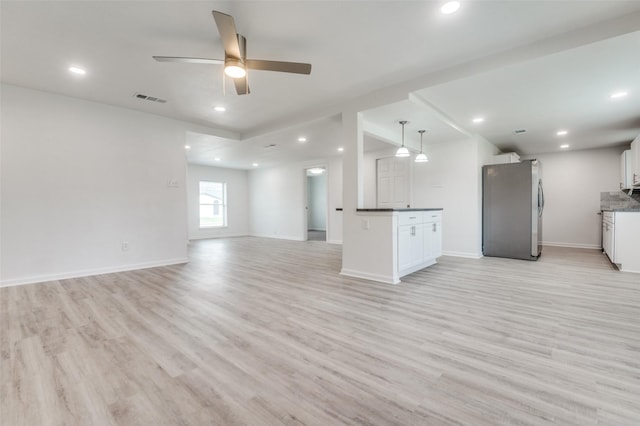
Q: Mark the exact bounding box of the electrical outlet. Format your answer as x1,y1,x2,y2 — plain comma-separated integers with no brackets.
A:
121,241,129,251
362,219,370,230
167,179,179,188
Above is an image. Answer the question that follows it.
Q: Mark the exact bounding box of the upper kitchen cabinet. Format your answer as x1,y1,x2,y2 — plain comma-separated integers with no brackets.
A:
621,150,633,190
631,135,640,187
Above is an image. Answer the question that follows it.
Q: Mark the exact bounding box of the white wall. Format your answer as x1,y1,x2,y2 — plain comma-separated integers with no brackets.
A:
186,164,249,240
1,84,189,286
307,175,327,231
248,158,343,242
522,147,624,249
248,163,306,241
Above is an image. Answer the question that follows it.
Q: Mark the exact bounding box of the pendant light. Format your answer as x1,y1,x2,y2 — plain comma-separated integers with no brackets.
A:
395,120,410,157
415,130,428,163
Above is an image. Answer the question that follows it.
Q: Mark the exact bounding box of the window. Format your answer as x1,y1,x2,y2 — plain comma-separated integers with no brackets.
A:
199,181,226,228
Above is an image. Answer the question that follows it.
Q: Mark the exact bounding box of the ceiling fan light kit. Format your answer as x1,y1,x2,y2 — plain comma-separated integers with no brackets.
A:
224,59,246,78
153,10,312,95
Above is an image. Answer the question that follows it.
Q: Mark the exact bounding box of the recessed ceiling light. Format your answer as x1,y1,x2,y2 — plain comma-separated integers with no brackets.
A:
184,145,191,150
441,1,461,15
298,137,307,143
472,117,484,123
556,130,568,136
337,147,344,152
68,66,86,75
610,91,628,99
214,157,221,161
214,106,226,112
252,163,259,167
560,144,570,149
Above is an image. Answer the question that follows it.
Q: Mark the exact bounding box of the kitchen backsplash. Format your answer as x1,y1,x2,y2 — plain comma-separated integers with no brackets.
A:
601,191,640,210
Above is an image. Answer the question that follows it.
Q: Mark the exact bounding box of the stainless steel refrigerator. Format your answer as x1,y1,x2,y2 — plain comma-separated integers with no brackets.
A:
482,160,544,260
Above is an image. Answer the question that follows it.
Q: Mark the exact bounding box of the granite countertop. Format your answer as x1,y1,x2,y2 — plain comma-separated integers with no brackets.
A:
601,191,640,212
356,208,443,212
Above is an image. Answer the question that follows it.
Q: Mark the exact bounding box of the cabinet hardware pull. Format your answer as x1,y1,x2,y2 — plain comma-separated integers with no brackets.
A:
432,223,436,232
409,216,417,219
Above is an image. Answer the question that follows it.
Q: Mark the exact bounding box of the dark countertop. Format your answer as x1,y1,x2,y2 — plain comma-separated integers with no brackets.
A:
356,208,443,212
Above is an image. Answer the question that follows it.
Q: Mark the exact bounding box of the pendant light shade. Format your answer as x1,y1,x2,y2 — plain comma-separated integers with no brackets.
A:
395,146,410,157
415,129,428,163
395,120,410,157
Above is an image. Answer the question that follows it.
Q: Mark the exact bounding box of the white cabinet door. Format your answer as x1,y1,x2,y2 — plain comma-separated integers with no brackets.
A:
603,220,614,262
423,220,443,260
612,212,640,273
431,220,443,258
398,224,423,271
621,150,632,189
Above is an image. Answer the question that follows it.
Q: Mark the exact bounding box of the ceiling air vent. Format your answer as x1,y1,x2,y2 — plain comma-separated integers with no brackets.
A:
513,129,527,135
133,93,167,104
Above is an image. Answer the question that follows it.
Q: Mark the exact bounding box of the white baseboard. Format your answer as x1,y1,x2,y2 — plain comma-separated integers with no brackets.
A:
542,241,601,250
442,250,483,259
0,257,189,288
189,233,248,241
327,239,343,245
340,268,400,285
249,233,306,242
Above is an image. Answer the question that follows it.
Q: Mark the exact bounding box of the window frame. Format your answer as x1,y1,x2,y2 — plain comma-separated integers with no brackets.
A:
198,180,227,228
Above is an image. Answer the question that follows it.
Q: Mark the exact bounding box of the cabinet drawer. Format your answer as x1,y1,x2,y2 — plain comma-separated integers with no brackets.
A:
424,211,442,222
398,213,423,226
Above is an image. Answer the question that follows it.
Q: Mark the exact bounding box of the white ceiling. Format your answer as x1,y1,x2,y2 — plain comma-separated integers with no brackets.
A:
2,1,640,168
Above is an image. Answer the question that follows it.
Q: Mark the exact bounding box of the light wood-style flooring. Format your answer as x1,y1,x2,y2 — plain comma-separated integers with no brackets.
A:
1,238,639,425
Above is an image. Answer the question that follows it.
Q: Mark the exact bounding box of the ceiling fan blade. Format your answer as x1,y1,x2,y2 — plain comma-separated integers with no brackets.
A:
212,10,241,59
152,56,224,65
234,76,250,95
246,59,312,75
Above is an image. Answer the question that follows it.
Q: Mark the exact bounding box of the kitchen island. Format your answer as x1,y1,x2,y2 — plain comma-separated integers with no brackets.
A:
340,208,443,284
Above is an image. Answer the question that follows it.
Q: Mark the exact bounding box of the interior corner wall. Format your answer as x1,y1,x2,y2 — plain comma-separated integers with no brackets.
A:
326,156,343,244
1,84,189,286
362,146,398,208
248,163,307,241
522,146,624,249
248,158,344,242
412,137,484,258
186,164,249,239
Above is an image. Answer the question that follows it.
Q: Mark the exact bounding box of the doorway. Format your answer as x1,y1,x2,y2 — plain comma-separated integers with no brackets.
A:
306,167,327,242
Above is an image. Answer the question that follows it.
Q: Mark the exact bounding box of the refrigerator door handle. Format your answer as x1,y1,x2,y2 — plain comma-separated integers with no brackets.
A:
538,179,544,217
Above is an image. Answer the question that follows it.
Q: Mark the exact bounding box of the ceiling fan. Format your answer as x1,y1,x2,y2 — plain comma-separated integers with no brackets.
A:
153,10,312,95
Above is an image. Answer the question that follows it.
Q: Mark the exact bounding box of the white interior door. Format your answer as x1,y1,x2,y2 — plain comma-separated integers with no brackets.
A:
377,156,410,208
